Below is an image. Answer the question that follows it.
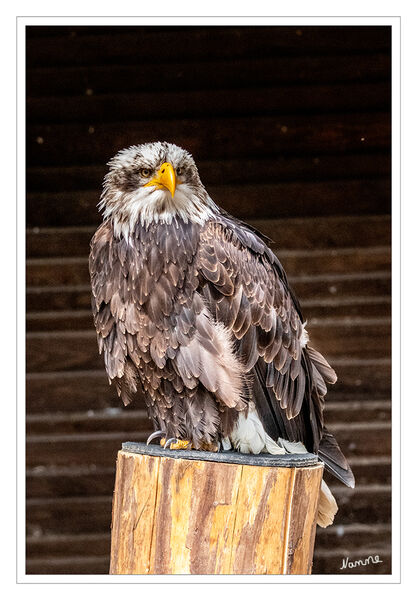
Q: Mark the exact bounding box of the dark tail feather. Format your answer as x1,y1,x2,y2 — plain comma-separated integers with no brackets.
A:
306,346,337,385
318,427,355,488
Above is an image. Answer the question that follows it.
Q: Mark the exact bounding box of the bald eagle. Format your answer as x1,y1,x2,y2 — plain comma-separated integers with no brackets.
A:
89,141,354,527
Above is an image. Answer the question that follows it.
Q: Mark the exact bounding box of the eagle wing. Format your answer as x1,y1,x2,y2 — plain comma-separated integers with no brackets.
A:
197,215,352,482
89,219,248,420
89,221,142,405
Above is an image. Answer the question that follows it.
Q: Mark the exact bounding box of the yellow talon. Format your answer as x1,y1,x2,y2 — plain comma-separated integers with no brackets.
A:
169,439,191,450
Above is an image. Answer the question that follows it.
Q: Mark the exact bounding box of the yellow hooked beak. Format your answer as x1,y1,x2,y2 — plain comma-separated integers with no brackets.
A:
144,162,176,198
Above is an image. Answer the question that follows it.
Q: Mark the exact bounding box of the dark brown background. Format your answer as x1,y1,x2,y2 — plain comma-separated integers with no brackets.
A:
26,25,391,575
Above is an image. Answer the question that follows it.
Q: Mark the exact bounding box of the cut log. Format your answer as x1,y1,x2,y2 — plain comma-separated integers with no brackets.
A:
109,443,323,575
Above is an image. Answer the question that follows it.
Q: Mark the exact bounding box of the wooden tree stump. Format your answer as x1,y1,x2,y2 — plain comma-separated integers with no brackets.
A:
109,442,323,575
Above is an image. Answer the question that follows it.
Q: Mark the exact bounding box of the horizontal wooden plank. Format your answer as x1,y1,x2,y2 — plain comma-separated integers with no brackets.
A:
27,178,391,227
26,408,149,436
27,53,391,97
26,215,391,259
313,517,391,575
333,456,390,487
26,483,391,540
26,285,93,312
27,257,89,286
324,455,391,490
26,26,187,38
324,400,390,424
25,370,123,413
26,555,109,575
25,423,390,471
301,296,390,319
316,524,392,557
26,495,113,536
312,547,391,574
291,271,391,300
26,153,391,193
25,431,148,472
26,523,390,563
27,112,391,167
26,455,390,499
28,81,390,124
26,330,102,372
26,270,391,313
307,317,390,360
331,484,391,525
25,358,391,414
327,422,391,458
27,532,110,560
27,310,95,331
26,432,147,469
26,246,391,287
26,398,390,436
27,226,94,258
329,358,391,396
27,465,117,498
25,296,391,332
27,549,390,575
25,317,391,373
26,26,391,68
28,548,392,575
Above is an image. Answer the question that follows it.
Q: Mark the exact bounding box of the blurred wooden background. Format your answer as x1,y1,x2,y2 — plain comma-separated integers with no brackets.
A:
26,25,391,575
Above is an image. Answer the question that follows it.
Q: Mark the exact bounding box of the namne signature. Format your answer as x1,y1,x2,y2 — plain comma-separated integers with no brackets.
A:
340,555,383,570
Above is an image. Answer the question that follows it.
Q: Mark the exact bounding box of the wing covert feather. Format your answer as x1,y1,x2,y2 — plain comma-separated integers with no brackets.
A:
197,217,337,451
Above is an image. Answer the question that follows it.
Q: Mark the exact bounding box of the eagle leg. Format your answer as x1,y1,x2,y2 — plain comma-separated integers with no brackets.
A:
146,430,167,445
163,438,191,450
199,441,220,452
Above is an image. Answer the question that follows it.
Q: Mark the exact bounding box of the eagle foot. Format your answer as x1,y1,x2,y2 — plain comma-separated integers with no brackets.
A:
163,438,191,450
199,441,220,452
146,430,167,446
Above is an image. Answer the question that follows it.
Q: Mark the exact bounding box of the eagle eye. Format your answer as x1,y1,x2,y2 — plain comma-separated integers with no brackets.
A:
176,167,183,176
140,168,151,178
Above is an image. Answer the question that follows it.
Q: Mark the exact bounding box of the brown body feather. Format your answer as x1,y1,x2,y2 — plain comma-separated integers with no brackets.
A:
89,211,354,488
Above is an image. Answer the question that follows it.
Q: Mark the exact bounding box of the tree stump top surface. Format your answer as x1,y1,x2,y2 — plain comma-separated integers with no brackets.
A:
122,441,319,467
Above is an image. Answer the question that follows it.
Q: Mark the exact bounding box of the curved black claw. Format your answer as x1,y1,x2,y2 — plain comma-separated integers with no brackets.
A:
146,430,166,445
164,438,178,449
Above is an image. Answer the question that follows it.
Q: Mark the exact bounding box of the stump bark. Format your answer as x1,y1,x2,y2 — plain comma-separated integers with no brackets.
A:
109,442,323,575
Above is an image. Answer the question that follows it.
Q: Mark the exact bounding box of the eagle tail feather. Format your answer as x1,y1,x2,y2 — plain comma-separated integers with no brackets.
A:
317,479,338,528
318,428,355,488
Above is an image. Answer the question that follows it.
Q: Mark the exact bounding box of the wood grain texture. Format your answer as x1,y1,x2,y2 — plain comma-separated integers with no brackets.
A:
110,452,159,573
109,450,323,574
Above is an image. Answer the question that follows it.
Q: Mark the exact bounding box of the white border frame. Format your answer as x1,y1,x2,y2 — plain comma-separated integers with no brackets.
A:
17,15,400,585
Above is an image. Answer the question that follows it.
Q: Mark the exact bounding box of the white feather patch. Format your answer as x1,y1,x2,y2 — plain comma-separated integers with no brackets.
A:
278,438,308,454
175,307,246,410
300,321,309,348
101,184,216,238
228,406,285,455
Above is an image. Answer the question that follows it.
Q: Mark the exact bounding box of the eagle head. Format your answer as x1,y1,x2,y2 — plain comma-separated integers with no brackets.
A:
99,141,218,236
